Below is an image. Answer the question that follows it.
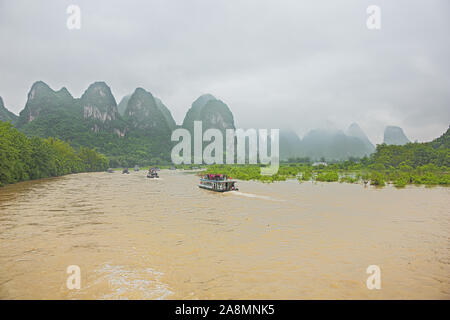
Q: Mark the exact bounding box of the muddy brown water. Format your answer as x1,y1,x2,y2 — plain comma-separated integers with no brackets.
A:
0,170,448,299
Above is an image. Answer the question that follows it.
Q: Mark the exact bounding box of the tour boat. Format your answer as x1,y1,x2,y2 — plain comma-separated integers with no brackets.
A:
199,174,238,192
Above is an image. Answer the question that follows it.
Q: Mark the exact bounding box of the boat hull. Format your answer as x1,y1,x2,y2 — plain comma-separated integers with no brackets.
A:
198,185,230,192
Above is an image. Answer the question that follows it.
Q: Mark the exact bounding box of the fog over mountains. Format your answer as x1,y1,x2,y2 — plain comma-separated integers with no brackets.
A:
0,80,425,163
1,1,449,145
383,126,411,145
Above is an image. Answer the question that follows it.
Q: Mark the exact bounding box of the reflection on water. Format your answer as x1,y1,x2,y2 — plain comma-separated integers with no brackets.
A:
0,170,449,299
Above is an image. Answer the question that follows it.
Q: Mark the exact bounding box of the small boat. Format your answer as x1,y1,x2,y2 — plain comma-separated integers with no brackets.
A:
147,168,159,178
107,168,114,173
122,168,129,174
134,165,140,172
199,174,238,192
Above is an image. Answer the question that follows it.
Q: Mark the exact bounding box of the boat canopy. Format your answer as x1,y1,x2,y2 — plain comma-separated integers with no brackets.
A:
203,174,232,181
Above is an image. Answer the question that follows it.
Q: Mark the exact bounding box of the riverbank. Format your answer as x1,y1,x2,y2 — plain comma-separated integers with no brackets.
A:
205,164,450,187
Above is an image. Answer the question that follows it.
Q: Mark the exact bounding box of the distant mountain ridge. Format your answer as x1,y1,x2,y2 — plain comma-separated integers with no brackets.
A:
298,128,374,161
3,80,442,165
6,81,237,166
13,81,178,166
278,123,376,161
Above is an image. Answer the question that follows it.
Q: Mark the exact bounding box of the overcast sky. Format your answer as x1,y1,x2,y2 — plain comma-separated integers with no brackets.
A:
1,0,449,143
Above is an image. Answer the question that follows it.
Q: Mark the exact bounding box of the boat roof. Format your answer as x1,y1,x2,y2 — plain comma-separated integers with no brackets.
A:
200,178,237,183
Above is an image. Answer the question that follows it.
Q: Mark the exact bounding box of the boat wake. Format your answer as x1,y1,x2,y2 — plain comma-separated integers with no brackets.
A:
230,191,284,202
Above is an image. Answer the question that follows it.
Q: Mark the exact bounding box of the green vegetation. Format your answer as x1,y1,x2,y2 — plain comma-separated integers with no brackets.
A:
204,127,450,187
0,121,108,186
316,171,339,182
205,162,449,187
0,97,18,124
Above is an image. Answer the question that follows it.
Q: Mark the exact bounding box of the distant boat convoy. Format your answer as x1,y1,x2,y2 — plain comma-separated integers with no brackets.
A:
109,167,239,191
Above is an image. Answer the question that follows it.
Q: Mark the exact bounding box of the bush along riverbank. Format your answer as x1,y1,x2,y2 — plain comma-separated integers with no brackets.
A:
205,128,450,187
0,121,108,186
205,163,449,187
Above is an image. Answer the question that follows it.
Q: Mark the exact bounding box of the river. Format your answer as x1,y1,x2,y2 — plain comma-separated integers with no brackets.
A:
0,170,448,299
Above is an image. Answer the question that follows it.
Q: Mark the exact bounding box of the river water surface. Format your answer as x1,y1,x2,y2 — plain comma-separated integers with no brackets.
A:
0,170,449,299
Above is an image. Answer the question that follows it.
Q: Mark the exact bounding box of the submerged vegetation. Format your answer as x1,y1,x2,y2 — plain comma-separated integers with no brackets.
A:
0,121,108,186
205,162,449,187
205,163,449,187
206,127,450,187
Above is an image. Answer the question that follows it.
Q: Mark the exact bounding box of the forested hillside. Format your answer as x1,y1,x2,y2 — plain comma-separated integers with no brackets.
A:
372,127,449,168
0,121,107,186
16,81,176,167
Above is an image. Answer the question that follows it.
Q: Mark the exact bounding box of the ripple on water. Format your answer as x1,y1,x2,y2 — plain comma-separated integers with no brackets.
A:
92,264,173,300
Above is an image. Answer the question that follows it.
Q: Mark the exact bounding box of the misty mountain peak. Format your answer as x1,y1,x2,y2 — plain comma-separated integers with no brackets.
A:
57,87,72,99
384,126,410,145
17,81,74,126
182,93,235,132
28,81,53,100
193,94,216,108
346,122,375,151
133,87,154,99
126,88,156,113
82,82,115,101
348,122,361,131
80,82,118,122
124,87,173,135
